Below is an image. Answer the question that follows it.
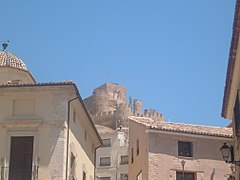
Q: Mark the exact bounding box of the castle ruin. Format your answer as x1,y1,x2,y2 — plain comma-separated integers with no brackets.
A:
84,83,164,129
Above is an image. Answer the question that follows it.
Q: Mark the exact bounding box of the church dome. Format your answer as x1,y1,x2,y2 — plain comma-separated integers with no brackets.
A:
0,43,36,84
0,50,28,71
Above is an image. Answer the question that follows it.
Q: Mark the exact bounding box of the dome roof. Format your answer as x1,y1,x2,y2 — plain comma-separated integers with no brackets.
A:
0,50,28,71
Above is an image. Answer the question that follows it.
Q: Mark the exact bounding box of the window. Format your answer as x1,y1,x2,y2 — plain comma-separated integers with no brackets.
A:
84,130,87,141
99,177,111,180
73,110,76,123
92,144,94,153
131,148,134,164
176,172,195,180
229,176,235,180
178,141,193,157
100,157,111,166
102,138,111,147
136,171,142,180
82,171,86,180
234,92,240,136
136,139,139,156
120,155,128,165
120,174,128,180
70,153,76,179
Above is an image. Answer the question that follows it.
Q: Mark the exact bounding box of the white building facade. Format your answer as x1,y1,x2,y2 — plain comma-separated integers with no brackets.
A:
95,125,128,180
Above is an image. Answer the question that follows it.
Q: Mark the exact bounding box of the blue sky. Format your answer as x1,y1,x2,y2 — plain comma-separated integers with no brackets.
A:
1,0,235,127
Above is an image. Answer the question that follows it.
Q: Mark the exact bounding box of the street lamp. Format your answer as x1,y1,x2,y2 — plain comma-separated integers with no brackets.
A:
220,143,240,166
181,160,186,180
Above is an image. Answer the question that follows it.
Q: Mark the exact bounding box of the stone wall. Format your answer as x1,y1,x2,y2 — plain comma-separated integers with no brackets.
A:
128,118,233,180
84,83,164,129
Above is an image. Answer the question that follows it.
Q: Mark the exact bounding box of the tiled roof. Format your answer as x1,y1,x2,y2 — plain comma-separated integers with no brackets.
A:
0,51,28,71
0,80,102,145
0,81,74,87
222,0,240,118
129,116,233,138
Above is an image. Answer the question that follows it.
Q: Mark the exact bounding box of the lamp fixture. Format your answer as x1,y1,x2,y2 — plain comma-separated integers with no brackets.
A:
181,160,186,180
220,143,240,166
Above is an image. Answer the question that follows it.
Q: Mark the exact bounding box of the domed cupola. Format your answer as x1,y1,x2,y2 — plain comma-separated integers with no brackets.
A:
0,42,36,85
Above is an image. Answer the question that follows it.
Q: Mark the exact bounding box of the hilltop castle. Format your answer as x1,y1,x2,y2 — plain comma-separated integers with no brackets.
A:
83,83,164,129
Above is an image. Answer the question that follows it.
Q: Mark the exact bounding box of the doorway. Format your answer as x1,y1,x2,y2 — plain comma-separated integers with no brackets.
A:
9,136,34,180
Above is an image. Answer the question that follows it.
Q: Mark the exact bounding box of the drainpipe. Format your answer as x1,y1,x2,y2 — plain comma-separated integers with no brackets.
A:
94,147,97,180
65,97,78,180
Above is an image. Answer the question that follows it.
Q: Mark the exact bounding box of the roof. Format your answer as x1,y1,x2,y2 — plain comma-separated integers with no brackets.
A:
95,125,115,135
129,116,233,138
0,81,102,145
93,82,126,92
0,81,75,88
0,50,28,71
222,0,240,118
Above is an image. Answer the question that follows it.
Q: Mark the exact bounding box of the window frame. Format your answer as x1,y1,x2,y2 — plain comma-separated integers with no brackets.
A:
234,92,240,136
70,153,76,179
102,138,111,147
131,148,134,164
99,177,111,180
176,172,195,180
178,141,193,157
120,173,128,180
136,171,142,180
100,157,111,166
136,139,139,156
82,171,86,180
120,155,128,165
73,110,76,123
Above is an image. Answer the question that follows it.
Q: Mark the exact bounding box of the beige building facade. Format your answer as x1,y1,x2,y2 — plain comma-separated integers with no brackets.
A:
95,125,128,180
0,47,101,180
222,0,240,179
128,116,233,180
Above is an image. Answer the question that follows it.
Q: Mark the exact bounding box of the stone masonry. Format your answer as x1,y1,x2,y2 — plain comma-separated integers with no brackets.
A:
84,83,164,129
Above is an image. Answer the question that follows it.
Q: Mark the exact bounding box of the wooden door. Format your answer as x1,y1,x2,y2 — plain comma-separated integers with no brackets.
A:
9,136,34,180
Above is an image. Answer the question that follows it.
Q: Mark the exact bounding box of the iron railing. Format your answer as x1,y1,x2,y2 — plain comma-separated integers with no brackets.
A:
0,166,38,180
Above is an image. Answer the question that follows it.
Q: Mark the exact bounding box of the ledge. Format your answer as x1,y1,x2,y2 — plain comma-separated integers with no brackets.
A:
0,117,42,128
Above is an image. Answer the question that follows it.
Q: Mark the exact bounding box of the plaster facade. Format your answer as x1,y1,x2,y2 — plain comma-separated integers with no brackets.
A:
95,125,128,180
0,48,101,180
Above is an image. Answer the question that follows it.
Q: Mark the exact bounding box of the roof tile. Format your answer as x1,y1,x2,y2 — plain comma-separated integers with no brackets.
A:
129,116,233,138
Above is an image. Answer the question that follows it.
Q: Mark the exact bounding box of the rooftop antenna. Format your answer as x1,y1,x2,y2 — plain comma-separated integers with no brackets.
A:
106,71,111,83
2,41,9,51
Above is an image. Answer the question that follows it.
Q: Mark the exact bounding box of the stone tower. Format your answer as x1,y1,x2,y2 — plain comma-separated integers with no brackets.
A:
133,99,142,115
84,83,132,129
84,83,165,130
84,83,127,114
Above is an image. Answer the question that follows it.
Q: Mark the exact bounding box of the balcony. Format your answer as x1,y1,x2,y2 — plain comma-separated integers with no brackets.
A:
0,166,39,180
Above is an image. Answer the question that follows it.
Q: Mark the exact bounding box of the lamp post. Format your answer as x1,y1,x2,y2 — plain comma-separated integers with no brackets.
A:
220,143,232,163
181,160,186,180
